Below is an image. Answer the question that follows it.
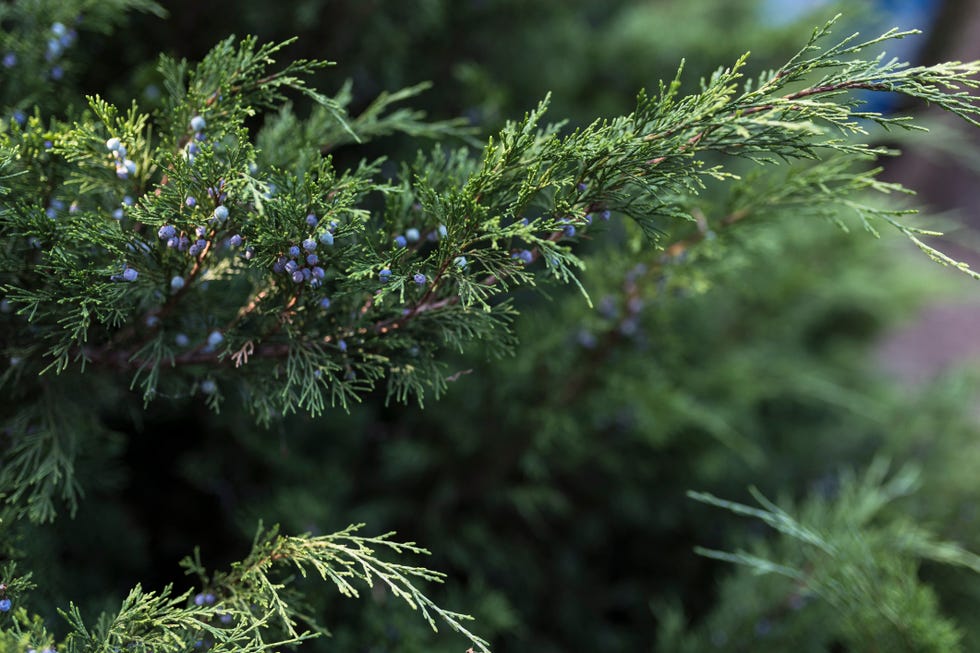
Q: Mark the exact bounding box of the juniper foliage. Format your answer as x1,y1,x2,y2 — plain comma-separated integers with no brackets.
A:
1,4,980,652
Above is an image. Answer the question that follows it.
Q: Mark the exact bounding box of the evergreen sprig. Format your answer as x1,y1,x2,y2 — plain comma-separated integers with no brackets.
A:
685,459,980,651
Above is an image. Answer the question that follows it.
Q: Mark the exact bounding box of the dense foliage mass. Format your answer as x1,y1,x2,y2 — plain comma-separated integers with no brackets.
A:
1,1,979,651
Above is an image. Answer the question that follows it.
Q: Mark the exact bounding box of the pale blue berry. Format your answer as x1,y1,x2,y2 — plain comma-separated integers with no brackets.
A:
244,247,255,260
200,380,216,395
190,115,206,132
301,268,312,281
122,267,138,282
438,224,448,238
563,224,576,237
273,257,286,274
306,253,318,266
195,226,207,238
146,315,160,328
0,598,11,612
577,182,587,192
394,235,407,248
601,210,611,221
158,225,176,239
319,297,331,309
175,333,190,347
306,213,318,227
312,266,325,279
185,196,197,207
405,227,420,242
50,66,64,80
318,231,334,246
291,270,304,283
112,208,124,220
514,249,533,264
413,273,426,285
584,213,593,225
302,238,316,252
51,22,67,37
207,331,223,348
379,268,392,282
229,234,243,247
454,256,467,268
2,53,16,68
212,206,228,222
284,260,298,274
167,236,179,248
288,245,301,258
338,339,347,352
116,144,127,158
171,276,185,291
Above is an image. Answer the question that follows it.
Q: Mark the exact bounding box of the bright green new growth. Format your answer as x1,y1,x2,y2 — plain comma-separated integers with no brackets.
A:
2,11,980,653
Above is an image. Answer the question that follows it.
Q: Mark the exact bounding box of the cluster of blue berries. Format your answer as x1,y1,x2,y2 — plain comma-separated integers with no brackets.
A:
185,115,207,164
271,214,336,298
392,224,447,248
45,21,77,80
194,591,216,606
105,137,136,179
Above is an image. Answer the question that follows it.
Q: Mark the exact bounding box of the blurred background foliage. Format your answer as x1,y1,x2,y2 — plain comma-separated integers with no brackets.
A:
6,0,980,651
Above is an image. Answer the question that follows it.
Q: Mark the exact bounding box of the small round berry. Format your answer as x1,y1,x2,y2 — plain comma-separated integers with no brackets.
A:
116,144,127,158
301,268,312,281
115,165,128,179
45,207,57,219
284,260,298,274
288,245,301,258
170,276,185,291
601,210,611,221
175,333,190,347
405,228,420,242
306,253,318,266
229,234,243,248
2,53,16,68
584,213,593,225
166,237,179,248
122,267,138,282
563,224,576,237
514,249,533,264
394,235,407,248
207,331,224,348
212,205,228,222
318,231,334,246
338,339,347,352
302,238,316,252
190,115,206,132
106,137,121,152
220,613,233,624
177,235,190,251
413,273,426,285
204,593,216,605
438,224,448,238
244,247,255,260
43,140,53,150
454,256,467,268
319,297,331,310
291,270,304,283
158,225,176,240
306,213,318,227
146,315,160,328
311,266,325,279
0,598,11,612
577,182,588,192
51,22,67,37
379,268,392,282
112,208,124,220
187,142,199,156
272,257,286,274
185,196,197,207
195,226,207,238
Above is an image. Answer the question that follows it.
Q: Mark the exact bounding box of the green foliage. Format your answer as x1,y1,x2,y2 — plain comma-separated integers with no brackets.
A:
2,2,980,652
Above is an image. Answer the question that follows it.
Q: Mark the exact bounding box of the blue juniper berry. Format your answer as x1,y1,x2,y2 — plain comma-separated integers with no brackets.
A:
319,231,334,246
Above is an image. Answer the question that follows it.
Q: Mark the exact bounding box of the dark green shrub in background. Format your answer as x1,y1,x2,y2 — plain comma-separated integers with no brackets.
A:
2,1,979,652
